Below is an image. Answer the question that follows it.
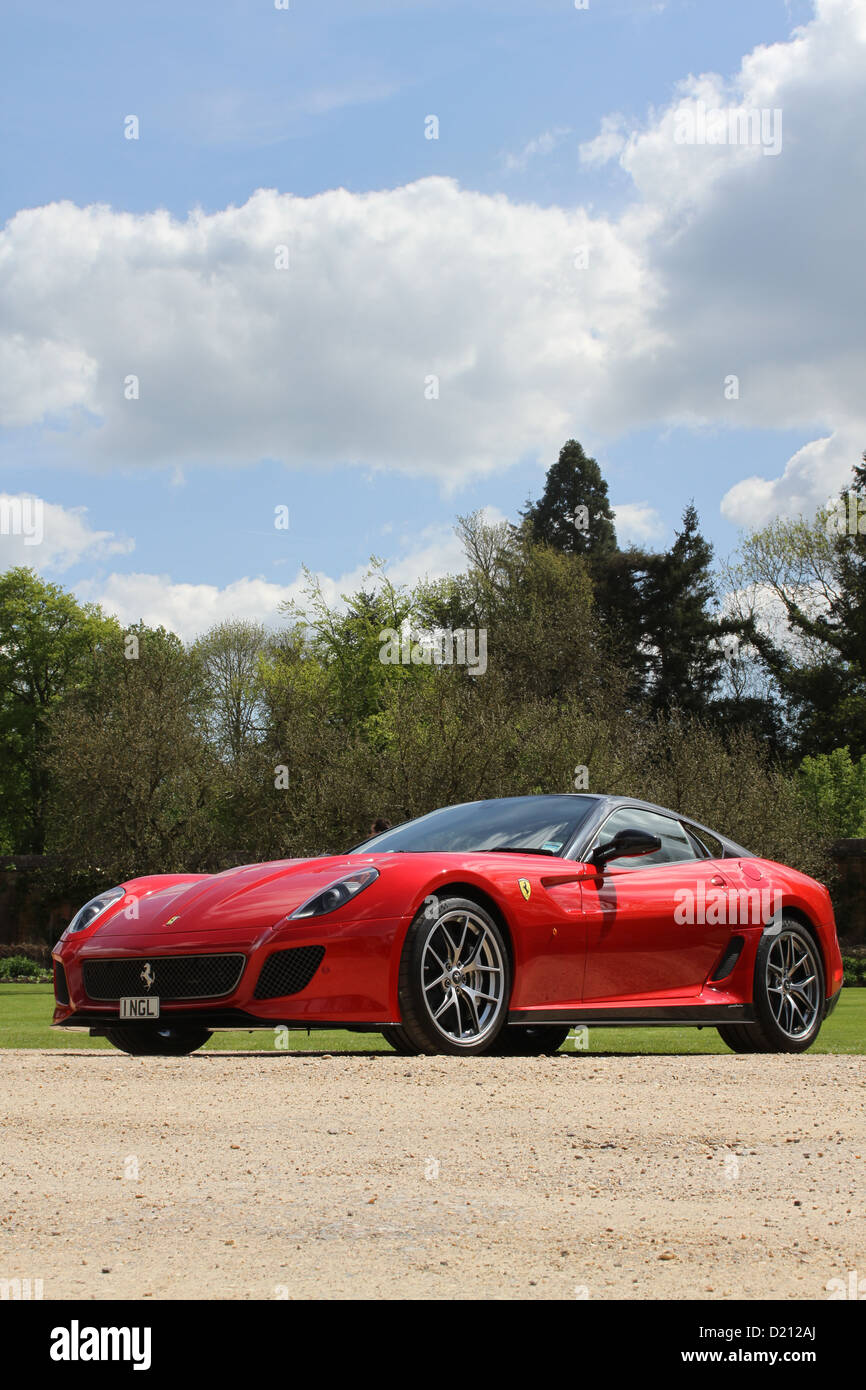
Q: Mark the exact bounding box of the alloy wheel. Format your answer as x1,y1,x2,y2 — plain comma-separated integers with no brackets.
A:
765,929,821,1039
420,908,506,1045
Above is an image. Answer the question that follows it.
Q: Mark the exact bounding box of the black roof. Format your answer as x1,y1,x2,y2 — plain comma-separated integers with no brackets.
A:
587,794,753,858
456,793,754,859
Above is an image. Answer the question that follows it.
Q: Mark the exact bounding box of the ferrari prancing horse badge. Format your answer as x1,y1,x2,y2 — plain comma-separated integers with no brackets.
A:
518,879,531,901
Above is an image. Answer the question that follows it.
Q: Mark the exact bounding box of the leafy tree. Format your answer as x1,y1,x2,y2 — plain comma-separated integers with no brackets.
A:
193,619,268,762
279,563,415,730
422,513,624,706
798,747,866,838
45,624,221,882
727,455,866,757
0,568,115,852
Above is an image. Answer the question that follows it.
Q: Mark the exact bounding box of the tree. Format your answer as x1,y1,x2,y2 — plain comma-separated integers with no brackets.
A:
726,454,866,757
522,441,647,697
638,503,739,716
0,568,115,852
798,748,866,839
279,562,415,731
45,624,221,882
193,620,268,762
522,439,617,559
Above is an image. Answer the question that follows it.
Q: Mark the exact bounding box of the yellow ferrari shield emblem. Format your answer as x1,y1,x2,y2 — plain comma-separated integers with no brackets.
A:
518,879,531,901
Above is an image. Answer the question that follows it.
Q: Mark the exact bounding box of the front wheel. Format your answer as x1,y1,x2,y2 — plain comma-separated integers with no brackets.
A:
396,896,511,1055
717,920,825,1054
103,1025,212,1056
381,1025,421,1055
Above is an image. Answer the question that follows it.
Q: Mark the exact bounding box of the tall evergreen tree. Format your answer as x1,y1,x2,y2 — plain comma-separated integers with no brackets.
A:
523,440,645,700
522,439,617,558
639,503,738,716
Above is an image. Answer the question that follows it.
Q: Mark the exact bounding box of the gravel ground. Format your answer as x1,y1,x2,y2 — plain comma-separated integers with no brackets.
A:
1,1050,863,1301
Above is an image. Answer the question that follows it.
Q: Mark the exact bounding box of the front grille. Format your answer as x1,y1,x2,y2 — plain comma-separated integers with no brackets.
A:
54,961,69,1005
254,946,325,1000
82,954,245,1001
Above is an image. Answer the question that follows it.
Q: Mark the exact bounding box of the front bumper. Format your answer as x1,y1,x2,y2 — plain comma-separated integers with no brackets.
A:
823,985,843,1019
52,913,409,1031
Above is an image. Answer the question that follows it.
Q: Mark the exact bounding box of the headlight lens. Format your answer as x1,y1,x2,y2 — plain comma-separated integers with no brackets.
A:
290,868,379,920
63,886,125,938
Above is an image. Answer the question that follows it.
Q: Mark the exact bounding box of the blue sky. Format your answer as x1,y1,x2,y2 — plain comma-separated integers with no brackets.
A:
1,0,861,637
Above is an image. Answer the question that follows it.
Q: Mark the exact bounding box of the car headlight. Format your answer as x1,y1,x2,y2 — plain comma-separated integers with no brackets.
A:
62,886,125,938
289,868,379,920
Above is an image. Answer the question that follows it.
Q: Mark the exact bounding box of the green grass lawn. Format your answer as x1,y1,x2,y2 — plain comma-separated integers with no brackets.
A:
1,982,863,1053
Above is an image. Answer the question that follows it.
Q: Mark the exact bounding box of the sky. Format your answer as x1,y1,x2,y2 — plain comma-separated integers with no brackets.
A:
1,0,863,640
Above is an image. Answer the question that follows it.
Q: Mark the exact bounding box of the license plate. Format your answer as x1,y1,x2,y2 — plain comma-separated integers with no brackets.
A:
119,996,160,1019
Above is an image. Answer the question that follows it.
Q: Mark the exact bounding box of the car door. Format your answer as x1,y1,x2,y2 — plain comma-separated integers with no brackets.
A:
578,807,735,1003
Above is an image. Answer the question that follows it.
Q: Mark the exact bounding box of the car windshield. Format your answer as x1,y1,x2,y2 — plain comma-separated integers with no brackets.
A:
351,796,599,857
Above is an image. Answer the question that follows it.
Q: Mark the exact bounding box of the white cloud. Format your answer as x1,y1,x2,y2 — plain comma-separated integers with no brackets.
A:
721,430,862,529
0,182,641,485
612,501,665,545
0,0,864,525
76,517,497,642
78,571,306,641
0,494,133,573
503,126,571,172
578,115,627,168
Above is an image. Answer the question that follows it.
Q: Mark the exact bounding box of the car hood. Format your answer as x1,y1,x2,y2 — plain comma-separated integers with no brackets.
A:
100,855,386,938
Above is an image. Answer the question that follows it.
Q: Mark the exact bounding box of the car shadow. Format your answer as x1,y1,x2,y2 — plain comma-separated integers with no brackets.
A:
36,1047,725,1060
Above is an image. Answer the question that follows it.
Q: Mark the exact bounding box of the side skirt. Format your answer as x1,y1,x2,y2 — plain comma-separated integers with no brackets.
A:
507,1003,756,1027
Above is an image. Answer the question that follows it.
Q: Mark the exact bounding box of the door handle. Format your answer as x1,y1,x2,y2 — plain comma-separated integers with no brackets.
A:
710,874,726,887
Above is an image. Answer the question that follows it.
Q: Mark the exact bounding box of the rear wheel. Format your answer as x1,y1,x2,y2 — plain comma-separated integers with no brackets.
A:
103,1025,212,1056
488,1025,571,1056
397,896,511,1055
717,920,824,1054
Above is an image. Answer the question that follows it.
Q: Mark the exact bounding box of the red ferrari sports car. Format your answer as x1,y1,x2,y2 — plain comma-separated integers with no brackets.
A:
51,793,843,1056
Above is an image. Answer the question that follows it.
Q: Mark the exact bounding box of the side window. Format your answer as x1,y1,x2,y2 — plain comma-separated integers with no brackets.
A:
588,807,701,869
684,827,711,858
685,824,723,859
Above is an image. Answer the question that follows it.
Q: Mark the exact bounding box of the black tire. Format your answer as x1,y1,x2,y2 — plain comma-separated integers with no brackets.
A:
381,1025,422,1055
397,896,511,1055
716,1022,762,1053
717,919,825,1054
104,1025,212,1056
488,1025,572,1055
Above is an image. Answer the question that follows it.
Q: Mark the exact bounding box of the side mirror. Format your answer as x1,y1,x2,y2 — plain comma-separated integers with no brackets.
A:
591,828,662,869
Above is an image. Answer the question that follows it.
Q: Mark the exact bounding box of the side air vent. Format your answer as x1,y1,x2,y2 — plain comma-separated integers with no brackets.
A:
710,935,745,982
